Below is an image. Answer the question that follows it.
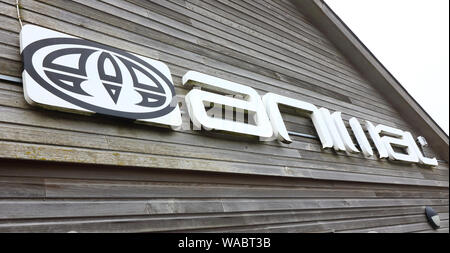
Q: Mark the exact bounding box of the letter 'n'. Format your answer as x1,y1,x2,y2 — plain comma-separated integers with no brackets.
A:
262,93,333,148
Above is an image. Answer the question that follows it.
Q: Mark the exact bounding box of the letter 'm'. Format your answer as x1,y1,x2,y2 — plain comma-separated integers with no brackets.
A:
349,117,373,157
332,112,360,153
319,108,346,151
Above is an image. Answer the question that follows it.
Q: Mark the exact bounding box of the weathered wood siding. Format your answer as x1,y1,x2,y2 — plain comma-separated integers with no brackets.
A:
0,0,448,232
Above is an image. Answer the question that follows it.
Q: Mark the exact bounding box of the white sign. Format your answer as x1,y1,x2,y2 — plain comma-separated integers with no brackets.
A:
20,25,182,127
20,25,438,167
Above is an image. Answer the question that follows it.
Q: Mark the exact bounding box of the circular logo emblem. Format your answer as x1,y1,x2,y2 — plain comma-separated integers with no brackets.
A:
22,37,177,120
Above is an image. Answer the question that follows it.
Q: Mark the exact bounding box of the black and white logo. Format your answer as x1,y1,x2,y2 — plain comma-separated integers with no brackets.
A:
20,25,181,127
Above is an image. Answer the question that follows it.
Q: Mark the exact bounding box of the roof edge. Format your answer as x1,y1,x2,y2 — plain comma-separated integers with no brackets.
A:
291,0,449,162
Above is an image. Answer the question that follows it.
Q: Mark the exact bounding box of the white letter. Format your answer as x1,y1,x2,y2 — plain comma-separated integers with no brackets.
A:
349,117,374,157
319,108,346,151
332,112,360,153
183,71,273,138
404,132,438,166
262,92,333,148
366,121,389,159
377,125,419,163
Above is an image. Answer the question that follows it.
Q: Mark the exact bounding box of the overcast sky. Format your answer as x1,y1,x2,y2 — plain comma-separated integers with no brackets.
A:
325,0,449,135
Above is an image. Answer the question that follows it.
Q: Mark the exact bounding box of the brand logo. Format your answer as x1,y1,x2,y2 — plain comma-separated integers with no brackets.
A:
21,25,181,127
20,25,438,167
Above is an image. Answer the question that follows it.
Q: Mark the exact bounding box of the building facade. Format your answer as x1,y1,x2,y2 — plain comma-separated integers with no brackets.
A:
0,0,448,232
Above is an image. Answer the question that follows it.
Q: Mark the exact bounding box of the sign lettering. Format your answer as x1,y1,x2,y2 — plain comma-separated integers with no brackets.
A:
20,25,438,167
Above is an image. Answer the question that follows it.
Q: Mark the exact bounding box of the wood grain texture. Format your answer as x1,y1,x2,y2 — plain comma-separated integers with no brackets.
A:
0,0,447,232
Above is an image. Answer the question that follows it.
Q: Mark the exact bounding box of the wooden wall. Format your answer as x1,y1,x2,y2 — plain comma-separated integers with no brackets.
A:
0,0,448,232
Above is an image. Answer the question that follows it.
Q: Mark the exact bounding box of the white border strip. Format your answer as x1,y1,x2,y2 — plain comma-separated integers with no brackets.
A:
0,74,22,84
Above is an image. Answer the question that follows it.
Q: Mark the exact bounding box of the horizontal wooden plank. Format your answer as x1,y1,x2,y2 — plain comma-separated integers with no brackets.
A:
0,177,45,198
0,206,446,232
1,158,447,192
341,220,449,233
0,29,19,47
40,178,448,199
171,213,446,233
0,44,20,61
417,227,450,233
0,57,21,77
1,140,448,187
43,180,375,199
0,81,22,93
0,3,21,35
0,198,447,219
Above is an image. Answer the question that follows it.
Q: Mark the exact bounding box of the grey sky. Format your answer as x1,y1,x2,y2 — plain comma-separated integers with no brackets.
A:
325,0,449,135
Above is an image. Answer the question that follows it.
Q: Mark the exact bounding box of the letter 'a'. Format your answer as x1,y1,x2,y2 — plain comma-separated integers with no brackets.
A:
182,71,273,138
